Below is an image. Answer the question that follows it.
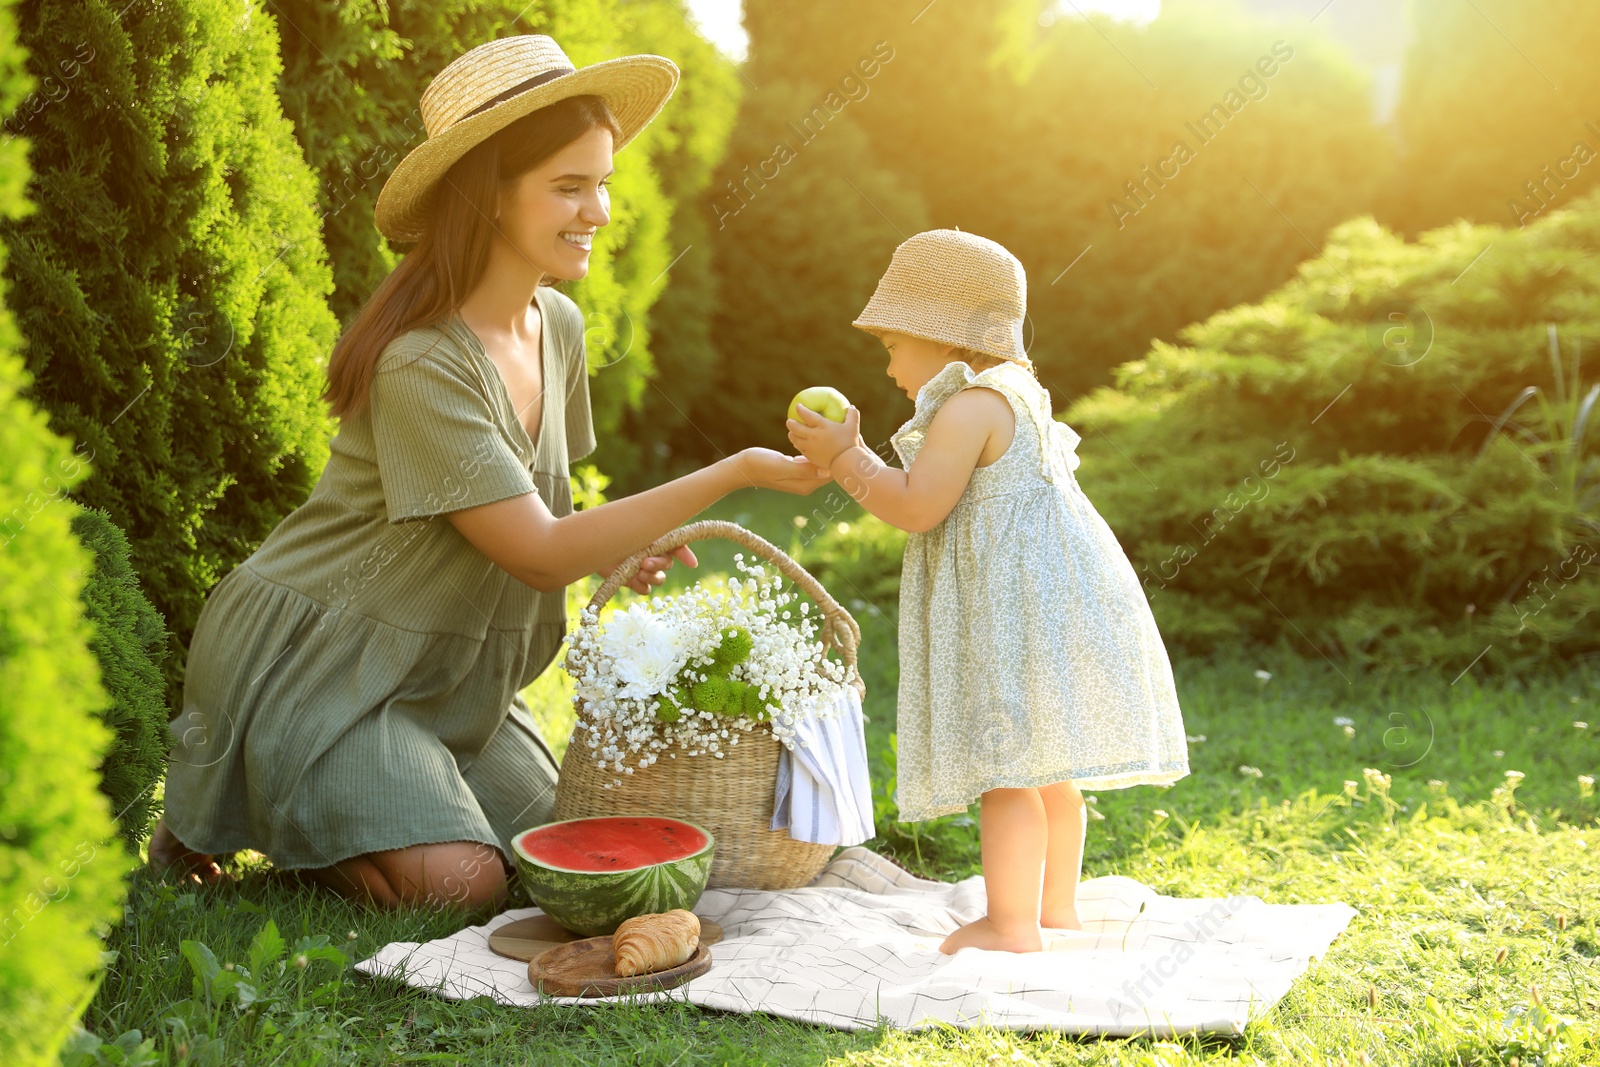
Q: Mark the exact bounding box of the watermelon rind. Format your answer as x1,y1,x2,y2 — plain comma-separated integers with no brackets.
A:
511,815,715,936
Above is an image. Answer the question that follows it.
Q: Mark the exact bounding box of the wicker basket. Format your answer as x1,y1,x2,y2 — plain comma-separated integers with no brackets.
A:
553,519,865,890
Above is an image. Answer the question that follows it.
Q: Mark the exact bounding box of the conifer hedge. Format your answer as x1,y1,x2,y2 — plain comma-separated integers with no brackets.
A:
72,508,168,850
0,2,132,1058
2,0,340,709
1067,190,1600,672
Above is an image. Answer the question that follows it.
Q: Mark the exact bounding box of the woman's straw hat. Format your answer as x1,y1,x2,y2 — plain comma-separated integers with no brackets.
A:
852,229,1029,363
374,35,679,242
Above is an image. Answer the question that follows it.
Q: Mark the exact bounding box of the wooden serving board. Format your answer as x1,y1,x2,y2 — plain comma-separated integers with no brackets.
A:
489,915,723,963
527,936,712,998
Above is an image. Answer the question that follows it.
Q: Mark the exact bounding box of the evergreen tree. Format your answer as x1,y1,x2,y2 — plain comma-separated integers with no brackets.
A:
1384,0,1600,236
605,0,742,487
2,0,340,709
0,2,132,1057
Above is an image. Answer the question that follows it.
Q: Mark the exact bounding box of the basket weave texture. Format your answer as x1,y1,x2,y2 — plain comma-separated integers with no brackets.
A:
553,520,864,890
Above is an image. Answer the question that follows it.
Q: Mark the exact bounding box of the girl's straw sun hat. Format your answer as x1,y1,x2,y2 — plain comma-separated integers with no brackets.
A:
375,35,679,242
852,228,1030,364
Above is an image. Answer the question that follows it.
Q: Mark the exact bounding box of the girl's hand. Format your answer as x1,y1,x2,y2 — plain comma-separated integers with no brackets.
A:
786,404,863,469
730,448,833,495
601,544,699,594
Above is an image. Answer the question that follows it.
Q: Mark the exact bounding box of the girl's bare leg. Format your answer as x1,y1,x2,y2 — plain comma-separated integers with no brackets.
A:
301,840,510,911
939,786,1046,953
1040,779,1087,929
147,817,229,885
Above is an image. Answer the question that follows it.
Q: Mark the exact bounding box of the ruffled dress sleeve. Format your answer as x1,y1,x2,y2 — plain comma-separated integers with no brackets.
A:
890,360,1083,481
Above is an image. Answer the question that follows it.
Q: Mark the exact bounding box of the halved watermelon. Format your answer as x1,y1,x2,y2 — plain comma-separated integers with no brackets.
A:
512,816,715,936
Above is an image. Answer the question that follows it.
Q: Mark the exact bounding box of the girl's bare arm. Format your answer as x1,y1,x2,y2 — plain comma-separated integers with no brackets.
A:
788,389,1015,533
447,449,829,592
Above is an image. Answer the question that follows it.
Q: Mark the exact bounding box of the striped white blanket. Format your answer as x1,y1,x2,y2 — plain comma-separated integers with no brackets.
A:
355,847,1356,1035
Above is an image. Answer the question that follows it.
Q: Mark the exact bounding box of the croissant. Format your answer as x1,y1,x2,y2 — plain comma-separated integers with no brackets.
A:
613,909,700,977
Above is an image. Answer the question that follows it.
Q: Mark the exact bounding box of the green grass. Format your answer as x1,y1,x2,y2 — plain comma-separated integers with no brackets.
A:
70,494,1600,1065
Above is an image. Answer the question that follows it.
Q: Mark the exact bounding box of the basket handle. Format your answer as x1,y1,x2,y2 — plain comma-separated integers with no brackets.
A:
582,519,864,695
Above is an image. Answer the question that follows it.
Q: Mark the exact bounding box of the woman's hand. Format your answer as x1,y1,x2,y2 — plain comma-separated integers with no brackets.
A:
729,448,833,494
600,544,699,594
787,404,864,469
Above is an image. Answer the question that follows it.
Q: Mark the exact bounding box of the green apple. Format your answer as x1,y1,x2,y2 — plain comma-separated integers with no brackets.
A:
788,386,850,424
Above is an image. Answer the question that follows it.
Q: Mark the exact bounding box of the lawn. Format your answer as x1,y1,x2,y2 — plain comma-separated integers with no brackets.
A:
70,490,1600,1066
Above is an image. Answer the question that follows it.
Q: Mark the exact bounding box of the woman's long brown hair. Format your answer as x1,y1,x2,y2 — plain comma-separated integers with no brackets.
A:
324,95,622,420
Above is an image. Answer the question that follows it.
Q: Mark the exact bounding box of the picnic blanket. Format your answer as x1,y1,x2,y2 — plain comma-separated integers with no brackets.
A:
355,847,1357,1036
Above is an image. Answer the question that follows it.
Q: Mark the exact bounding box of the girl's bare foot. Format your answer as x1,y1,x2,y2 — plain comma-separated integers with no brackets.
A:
939,915,1044,954
1041,903,1084,930
148,818,229,885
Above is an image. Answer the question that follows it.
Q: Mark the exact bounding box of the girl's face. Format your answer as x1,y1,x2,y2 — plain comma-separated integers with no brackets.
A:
494,124,614,281
879,330,960,400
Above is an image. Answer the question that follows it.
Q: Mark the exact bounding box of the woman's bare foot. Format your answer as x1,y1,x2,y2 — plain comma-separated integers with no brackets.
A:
939,915,1044,954
1041,903,1084,930
148,818,229,885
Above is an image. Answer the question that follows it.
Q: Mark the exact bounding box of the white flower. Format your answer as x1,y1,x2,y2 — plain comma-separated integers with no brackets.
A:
602,603,664,658
614,628,687,698
1254,670,1272,681
1333,716,1354,727
1238,764,1264,778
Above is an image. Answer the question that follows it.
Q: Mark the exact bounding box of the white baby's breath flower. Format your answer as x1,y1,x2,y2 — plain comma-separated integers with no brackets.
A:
567,554,858,773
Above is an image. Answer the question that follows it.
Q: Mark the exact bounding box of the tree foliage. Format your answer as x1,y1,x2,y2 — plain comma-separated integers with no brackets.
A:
1383,0,1600,236
2,0,340,708
0,2,131,1057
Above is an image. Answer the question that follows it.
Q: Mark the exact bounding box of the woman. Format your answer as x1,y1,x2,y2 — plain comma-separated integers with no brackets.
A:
149,35,829,909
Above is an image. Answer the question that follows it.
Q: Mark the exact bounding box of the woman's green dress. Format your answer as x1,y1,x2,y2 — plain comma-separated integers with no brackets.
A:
163,286,594,870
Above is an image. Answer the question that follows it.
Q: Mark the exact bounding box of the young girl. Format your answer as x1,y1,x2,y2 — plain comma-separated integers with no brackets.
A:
788,229,1190,954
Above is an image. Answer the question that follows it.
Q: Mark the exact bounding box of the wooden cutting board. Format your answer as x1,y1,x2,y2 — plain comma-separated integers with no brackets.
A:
488,914,723,963
527,936,712,998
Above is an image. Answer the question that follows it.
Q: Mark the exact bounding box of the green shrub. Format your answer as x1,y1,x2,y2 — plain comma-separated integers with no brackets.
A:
0,4,132,1057
3,0,341,710
1066,188,1600,672
71,508,168,851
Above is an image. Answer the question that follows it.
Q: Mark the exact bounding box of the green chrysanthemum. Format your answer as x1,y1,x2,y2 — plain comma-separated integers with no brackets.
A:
711,625,753,672
689,675,732,714
721,679,752,716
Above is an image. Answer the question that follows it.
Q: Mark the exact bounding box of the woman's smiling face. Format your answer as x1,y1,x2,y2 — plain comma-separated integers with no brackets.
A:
495,124,614,281
880,330,960,400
